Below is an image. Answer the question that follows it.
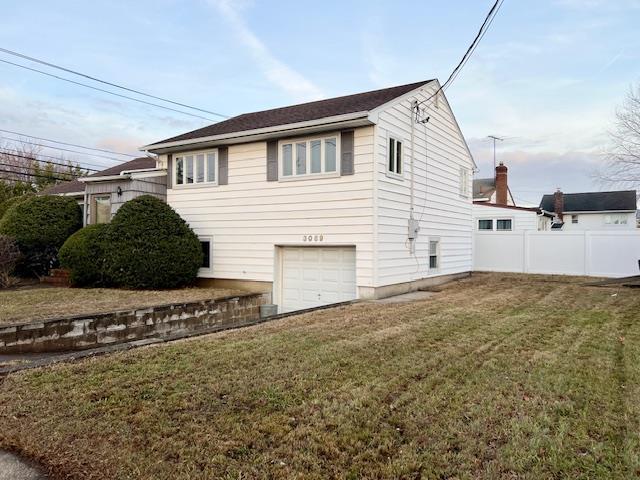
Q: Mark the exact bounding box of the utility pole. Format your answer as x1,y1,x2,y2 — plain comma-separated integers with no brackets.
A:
487,135,504,176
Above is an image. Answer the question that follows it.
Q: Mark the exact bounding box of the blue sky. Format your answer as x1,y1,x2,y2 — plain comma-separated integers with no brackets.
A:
1,0,639,205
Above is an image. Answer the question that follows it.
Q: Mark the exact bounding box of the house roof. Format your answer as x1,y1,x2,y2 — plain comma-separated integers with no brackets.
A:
148,80,435,146
540,190,638,213
473,201,540,213
473,178,495,199
41,157,157,196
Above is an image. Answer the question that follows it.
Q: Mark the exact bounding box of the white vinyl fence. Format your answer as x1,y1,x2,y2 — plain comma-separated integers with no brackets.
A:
474,230,640,278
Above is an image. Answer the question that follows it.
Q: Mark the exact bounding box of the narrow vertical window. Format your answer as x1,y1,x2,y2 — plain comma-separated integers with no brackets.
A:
185,155,194,184
206,153,216,183
282,144,293,176
196,154,205,183
429,240,439,270
310,139,321,173
200,240,211,269
388,138,396,172
388,137,402,175
296,142,306,175
325,137,337,172
175,157,184,185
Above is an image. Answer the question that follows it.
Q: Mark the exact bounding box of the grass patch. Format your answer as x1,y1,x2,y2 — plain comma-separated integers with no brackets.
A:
0,286,242,324
0,273,638,479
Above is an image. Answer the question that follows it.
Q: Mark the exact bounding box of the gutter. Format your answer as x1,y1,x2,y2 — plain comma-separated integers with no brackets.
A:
141,111,371,153
79,168,165,183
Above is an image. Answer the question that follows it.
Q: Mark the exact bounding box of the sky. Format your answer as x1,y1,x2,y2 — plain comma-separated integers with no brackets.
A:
1,0,639,206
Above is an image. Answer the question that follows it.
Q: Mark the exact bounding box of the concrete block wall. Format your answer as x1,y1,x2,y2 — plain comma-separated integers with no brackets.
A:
0,293,269,354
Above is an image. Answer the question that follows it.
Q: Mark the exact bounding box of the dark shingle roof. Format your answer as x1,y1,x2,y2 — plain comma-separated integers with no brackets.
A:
149,80,435,146
41,157,157,196
42,179,84,195
86,156,156,178
473,178,495,199
540,190,637,213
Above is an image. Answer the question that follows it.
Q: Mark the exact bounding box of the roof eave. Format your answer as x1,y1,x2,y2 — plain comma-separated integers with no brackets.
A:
142,111,371,154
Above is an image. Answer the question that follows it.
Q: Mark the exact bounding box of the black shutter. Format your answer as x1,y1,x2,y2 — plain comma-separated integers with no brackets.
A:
166,154,173,188
267,140,278,181
340,131,354,176
218,147,228,185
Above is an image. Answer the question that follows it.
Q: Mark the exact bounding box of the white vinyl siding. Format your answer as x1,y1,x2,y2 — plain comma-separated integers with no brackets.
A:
167,126,375,287
374,82,474,286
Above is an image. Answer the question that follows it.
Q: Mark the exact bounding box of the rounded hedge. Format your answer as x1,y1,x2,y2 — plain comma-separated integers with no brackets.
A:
105,195,202,289
0,193,34,221
59,224,110,287
0,195,82,277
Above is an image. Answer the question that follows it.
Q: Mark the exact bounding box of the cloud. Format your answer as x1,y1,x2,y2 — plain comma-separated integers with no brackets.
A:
207,0,323,102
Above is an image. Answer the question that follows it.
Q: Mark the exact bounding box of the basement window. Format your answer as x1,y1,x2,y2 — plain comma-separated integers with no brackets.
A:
429,240,439,270
199,237,212,271
388,137,403,175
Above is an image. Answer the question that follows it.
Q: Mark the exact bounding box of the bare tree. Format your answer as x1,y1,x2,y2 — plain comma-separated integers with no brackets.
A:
602,83,640,189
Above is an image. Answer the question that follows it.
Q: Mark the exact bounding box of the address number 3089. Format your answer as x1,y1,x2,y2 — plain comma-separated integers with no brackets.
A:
302,234,324,242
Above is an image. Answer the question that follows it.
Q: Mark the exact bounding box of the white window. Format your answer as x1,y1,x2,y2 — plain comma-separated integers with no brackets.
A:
478,219,493,230
496,219,512,231
460,167,470,197
175,151,217,186
429,240,439,270
199,237,212,272
280,135,338,178
388,137,403,175
604,214,628,225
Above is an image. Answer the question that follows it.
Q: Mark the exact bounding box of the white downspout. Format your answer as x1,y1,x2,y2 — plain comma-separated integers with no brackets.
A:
409,100,418,255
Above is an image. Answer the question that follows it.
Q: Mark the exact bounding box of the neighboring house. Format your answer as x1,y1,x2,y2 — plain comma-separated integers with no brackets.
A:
472,163,552,232
43,157,166,225
540,189,638,230
142,80,475,313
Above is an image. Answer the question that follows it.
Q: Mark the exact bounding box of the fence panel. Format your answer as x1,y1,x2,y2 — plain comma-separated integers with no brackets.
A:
474,230,640,278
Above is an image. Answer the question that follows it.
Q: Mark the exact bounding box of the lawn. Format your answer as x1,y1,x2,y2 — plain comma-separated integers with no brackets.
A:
0,273,638,479
0,286,241,324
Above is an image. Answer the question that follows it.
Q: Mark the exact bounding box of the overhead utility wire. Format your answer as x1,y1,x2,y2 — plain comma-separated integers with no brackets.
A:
0,58,217,122
0,128,137,157
0,136,125,162
0,162,79,178
416,0,503,110
0,169,79,183
0,47,229,119
0,150,100,172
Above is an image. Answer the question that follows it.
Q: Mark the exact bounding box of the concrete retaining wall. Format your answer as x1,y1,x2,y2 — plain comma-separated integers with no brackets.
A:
0,293,268,354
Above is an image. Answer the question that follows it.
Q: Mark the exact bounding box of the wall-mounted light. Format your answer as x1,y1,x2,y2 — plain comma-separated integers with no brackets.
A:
116,186,123,197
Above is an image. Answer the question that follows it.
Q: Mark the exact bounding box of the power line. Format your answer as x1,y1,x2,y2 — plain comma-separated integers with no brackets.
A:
0,47,230,119
416,0,504,110
0,150,99,172
0,58,218,122
0,148,103,171
0,136,123,162
0,169,79,183
0,162,79,179
0,128,137,158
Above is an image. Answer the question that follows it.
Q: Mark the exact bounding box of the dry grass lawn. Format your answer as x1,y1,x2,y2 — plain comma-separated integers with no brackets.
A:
0,273,638,479
0,286,242,324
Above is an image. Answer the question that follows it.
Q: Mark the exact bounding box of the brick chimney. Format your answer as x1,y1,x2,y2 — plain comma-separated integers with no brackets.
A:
495,162,508,205
554,188,564,221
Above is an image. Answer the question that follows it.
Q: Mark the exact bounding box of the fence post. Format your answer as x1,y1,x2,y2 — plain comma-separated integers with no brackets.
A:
523,230,530,273
584,231,590,276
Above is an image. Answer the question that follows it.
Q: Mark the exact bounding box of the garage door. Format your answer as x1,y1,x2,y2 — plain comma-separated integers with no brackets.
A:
280,246,357,313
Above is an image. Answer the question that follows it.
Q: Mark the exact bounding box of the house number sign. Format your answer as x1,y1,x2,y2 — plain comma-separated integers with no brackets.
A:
303,234,324,242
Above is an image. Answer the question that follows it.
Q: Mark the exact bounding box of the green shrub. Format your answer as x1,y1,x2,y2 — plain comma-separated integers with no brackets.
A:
0,195,82,277
0,193,34,220
105,195,202,289
59,224,110,286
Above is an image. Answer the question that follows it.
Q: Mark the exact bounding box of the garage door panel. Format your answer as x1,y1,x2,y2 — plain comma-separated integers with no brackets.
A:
281,247,356,313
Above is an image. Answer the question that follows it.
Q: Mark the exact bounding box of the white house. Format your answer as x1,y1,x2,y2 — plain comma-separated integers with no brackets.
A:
540,189,637,230
472,162,552,232
142,80,475,313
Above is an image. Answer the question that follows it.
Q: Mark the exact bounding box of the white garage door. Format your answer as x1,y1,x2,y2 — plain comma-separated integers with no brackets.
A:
280,246,357,313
